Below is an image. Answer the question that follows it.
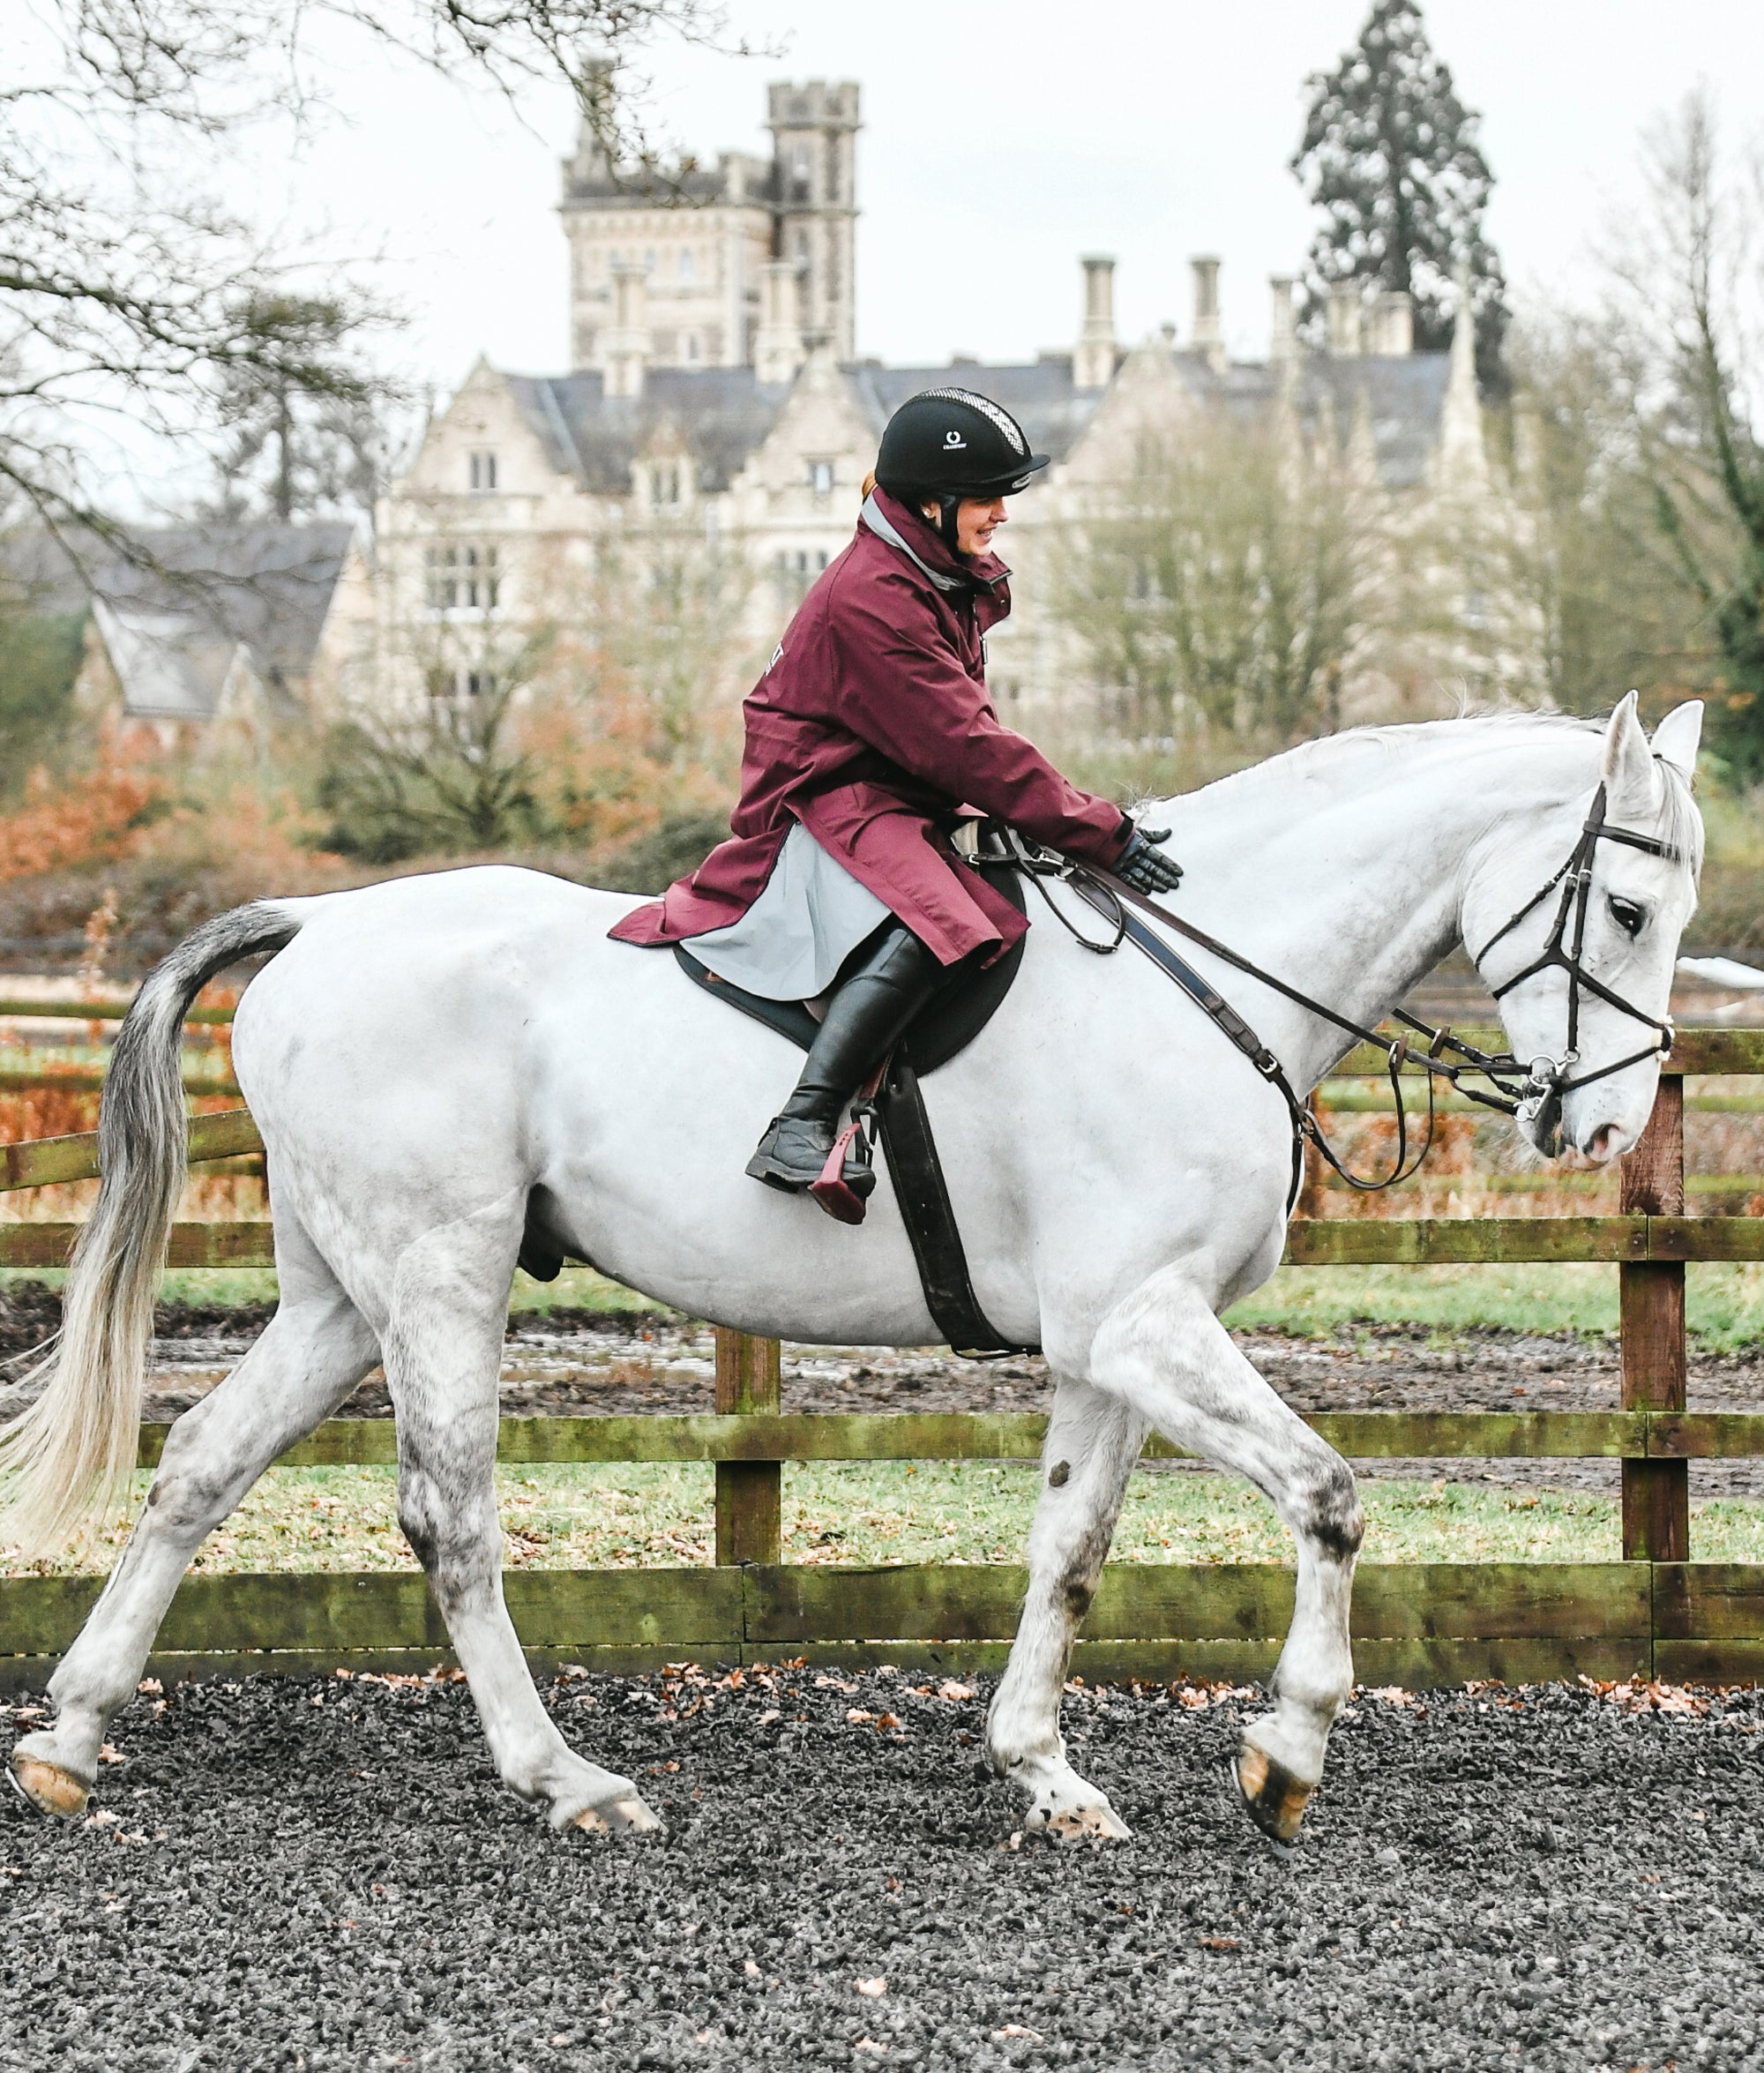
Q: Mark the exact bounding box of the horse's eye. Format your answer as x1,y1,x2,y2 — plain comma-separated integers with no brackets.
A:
1609,895,1647,939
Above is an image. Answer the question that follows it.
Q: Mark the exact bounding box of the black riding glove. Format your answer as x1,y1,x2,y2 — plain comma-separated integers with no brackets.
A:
1116,824,1184,895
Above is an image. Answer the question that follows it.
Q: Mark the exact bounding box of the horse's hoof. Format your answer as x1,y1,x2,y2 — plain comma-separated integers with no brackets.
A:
7,1752,90,1819
1042,1802,1132,1844
571,1793,663,1837
1231,1745,1312,1849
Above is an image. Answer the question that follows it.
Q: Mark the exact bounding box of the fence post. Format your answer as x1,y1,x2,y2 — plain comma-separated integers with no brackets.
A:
714,1329,782,1566
1619,1074,1688,1564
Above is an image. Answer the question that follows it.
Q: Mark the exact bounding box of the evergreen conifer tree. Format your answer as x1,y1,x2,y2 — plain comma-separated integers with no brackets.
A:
1291,0,1508,386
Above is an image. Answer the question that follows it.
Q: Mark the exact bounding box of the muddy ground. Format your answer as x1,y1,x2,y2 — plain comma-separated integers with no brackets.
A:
4,1282,1762,1497
5,1669,1762,2070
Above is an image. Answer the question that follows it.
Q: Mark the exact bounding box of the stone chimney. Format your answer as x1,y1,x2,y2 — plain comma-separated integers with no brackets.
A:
1327,282,1363,357
1439,262,1487,485
1371,289,1414,355
755,258,807,385
1074,255,1117,391
603,258,651,399
1267,275,1297,364
1190,257,1224,369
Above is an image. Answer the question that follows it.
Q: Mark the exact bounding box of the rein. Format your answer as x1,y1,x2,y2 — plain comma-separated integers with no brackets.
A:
989,782,1680,1201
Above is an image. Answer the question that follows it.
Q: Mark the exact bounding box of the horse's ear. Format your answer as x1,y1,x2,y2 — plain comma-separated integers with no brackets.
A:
1651,700,1704,780
1603,691,1662,821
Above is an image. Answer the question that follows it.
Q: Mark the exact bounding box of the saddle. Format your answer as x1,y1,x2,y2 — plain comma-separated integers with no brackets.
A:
517,860,1032,1353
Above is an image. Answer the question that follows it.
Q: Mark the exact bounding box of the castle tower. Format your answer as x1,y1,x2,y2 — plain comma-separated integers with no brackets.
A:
766,81,861,363
561,79,860,376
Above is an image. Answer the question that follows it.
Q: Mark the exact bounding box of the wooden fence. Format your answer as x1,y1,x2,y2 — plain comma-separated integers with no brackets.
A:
5,1007,1764,1690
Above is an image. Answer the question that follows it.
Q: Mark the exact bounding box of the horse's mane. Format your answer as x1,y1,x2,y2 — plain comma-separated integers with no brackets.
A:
1149,709,1705,879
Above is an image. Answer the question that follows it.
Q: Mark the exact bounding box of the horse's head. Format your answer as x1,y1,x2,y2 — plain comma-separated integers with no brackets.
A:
1461,693,1704,1164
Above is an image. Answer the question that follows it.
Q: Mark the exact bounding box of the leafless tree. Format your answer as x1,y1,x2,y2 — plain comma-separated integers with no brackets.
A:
1054,408,1375,751
1595,88,1764,772
1,1,743,559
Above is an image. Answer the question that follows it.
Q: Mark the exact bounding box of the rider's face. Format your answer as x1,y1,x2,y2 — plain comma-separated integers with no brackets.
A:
921,496,1008,557
956,497,1007,557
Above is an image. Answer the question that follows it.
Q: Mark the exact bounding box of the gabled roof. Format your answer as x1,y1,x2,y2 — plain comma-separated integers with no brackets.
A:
496,348,1455,500
0,521,357,687
506,369,792,494
1157,349,1453,490
843,358,1104,467
91,598,252,720
1297,354,1454,490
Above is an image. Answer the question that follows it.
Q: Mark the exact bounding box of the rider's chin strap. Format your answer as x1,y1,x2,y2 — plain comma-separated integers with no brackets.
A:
1471,781,1679,1108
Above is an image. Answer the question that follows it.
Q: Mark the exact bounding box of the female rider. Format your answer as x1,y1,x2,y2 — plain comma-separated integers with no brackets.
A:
610,386,1183,1215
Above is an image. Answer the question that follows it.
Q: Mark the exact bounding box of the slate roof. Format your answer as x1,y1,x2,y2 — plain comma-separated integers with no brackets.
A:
842,357,1105,467
1161,349,1453,490
89,599,244,719
506,370,792,495
1,522,355,685
502,349,1452,498
1302,352,1454,490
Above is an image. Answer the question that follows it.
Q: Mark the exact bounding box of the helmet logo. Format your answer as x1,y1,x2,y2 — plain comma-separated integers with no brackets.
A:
943,430,966,449
920,387,1029,456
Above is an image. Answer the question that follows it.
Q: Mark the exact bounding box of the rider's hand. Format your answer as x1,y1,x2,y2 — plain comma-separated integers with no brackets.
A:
1117,824,1184,895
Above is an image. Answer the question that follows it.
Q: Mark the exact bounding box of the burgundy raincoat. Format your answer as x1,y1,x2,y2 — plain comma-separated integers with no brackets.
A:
609,488,1132,969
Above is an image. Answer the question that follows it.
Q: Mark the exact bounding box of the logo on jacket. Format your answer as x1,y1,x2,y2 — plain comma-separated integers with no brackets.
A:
943,430,966,449
767,641,784,671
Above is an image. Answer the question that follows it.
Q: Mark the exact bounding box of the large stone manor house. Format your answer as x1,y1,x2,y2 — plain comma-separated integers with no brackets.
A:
333,79,1506,731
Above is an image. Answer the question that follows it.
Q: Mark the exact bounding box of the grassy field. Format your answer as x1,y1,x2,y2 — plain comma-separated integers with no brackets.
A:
11,1257,1760,1342
12,1459,1764,1580
9,1260,1764,1582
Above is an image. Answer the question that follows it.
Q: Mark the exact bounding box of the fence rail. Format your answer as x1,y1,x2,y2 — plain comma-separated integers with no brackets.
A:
1,1023,1762,1688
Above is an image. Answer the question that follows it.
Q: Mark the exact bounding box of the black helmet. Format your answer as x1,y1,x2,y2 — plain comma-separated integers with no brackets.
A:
874,388,1050,502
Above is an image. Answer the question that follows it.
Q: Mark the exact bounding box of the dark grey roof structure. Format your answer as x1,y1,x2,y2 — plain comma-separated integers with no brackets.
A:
842,357,1107,468
1,522,355,685
501,347,1453,499
507,370,793,495
0,520,357,721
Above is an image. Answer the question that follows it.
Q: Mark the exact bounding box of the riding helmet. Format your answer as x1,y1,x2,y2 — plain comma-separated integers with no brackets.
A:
874,388,1050,502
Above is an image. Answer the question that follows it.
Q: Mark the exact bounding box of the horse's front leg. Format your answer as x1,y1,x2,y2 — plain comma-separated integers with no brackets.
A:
1088,1265,1364,1845
986,1375,1147,1839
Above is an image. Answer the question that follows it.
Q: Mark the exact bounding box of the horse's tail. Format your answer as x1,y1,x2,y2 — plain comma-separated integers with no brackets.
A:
0,902,302,1554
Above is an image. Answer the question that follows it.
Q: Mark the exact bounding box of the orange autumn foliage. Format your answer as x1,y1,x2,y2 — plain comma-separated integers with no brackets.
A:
0,759,164,883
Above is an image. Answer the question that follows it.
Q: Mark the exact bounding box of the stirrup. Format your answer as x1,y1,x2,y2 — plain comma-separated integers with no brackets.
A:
808,1099,879,1225
744,1117,873,1197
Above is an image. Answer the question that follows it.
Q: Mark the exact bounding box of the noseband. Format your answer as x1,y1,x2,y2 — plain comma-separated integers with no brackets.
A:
1000,775,1683,1198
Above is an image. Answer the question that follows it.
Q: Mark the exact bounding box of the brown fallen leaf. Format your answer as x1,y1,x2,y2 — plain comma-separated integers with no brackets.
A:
991,2026,1043,2043
938,1681,975,1703
1198,1936,1240,1951
847,1709,875,1725
855,1976,886,1997
97,1745,125,1766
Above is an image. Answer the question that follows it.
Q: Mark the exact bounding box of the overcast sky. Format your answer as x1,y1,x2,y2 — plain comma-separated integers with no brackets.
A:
257,2,1764,394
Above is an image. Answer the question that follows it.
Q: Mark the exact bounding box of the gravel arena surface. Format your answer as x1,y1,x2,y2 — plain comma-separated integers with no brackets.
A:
4,1670,1764,2071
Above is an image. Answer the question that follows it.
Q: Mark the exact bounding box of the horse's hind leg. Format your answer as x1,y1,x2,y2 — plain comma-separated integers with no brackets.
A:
381,1203,661,1836
986,1375,1147,1839
9,1221,378,1816
1088,1266,1364,1846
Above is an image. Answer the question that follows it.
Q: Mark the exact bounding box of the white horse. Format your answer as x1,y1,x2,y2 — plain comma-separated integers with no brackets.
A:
3,696,1704,1844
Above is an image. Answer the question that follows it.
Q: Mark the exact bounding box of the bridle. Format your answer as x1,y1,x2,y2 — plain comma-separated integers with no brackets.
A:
1469,779,1679,1134
991,775,1684,1202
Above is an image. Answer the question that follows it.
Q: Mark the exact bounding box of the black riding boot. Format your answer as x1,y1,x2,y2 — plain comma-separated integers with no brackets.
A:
746,925,945,1197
